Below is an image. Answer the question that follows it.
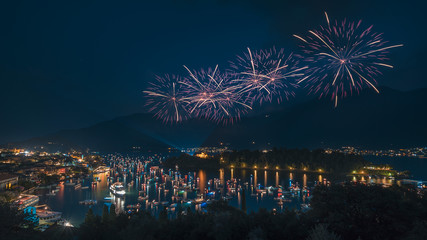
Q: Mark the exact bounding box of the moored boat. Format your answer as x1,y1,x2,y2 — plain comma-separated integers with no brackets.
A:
137,195,148,201
103,197,113,202
109,182,126,196
79,199,97,205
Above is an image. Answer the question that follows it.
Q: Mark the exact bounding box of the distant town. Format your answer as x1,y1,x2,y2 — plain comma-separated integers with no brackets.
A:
179,145,427,159
325,146,427,158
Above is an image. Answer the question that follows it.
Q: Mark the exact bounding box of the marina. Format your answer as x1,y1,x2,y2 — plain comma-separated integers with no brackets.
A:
33,153,396,226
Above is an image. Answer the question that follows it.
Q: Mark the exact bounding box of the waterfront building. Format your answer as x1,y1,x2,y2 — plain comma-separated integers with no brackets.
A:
36,209,62,225
14,194,39,210
0,173,18,190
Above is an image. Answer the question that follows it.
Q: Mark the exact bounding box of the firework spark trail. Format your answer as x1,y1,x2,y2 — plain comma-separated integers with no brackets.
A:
143,74,190,123
230,47,305,105
179,65,252,123
143,12,402,123
294,12,402,107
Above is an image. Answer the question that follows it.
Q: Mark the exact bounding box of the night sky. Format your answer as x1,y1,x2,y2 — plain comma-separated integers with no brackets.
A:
1,0,425,143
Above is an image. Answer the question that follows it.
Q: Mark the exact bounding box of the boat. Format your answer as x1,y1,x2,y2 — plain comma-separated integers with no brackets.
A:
74,183,82,190
256,189,267,194
109,182,126,196
94,166,110,174
137,195,148,201
81,186,89,190
300,203,311,212
37,209,62,224
79,200,97,205
126,203,141,209
46,192,56,197
14,194,39,210
64,182,76,186
172,196,182,201
222,196,233,201
103,197,113,202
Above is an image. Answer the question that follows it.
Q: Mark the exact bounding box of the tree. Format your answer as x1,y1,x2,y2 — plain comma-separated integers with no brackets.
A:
306,224,341,240
159,206,168,223
102,205,109,224
109,204,116,221
241,188,247,214
186,207,193,217
84,208,96,225
176,204,183,218
308,184,427,240
0,202,33,235
80,208,102,240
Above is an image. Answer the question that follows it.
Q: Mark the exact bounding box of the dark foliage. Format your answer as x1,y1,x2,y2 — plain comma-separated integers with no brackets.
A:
308,184,427,240
220,148,367,173
0,202,41,240
3,185,427,240
75,185,427,240
164,148,367,174
163,153,221,170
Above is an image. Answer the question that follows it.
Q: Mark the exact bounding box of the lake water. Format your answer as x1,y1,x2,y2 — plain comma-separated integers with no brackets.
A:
39,169,329,226
38,155,426,227
365,156,427,179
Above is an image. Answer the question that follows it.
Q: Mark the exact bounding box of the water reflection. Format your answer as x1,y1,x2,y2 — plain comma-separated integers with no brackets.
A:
303,174,307,187
198,170,206,195
40,163,394,226
254,170,257,187
264,170,268,187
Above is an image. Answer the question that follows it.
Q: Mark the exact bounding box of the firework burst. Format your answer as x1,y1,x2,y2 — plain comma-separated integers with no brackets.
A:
180,65,252,123
230,47,306,105
143,74,190,123
294,12,403,107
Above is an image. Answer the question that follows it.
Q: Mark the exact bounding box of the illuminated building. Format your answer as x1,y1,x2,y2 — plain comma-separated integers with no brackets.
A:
0,173,18,190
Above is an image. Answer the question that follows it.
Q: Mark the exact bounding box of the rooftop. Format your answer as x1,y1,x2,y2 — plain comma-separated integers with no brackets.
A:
0,173,18,181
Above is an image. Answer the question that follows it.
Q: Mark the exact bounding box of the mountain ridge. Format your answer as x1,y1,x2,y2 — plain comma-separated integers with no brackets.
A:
6,86,427,152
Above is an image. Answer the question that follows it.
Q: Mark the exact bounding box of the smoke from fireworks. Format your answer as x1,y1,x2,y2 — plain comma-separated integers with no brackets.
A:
294,12,403,107
230,47,307,105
